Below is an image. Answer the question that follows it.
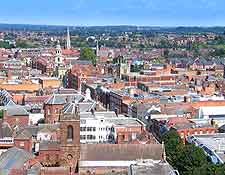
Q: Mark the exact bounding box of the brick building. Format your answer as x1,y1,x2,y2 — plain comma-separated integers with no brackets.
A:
2,105,29,127
14,129,33,152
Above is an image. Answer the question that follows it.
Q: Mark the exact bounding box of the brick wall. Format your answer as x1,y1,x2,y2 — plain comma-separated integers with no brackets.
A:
44,104,64,124
4,115,29,127
14,138,32,152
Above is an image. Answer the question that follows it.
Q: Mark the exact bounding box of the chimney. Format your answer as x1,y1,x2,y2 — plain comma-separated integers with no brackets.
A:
91,108,95,116
184,96,192,103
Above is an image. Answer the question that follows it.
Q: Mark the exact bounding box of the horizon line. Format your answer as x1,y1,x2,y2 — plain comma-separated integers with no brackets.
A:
1,22,225,28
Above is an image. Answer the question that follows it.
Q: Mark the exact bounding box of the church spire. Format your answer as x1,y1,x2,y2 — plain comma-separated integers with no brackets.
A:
66,27,71,50
96,40,99,57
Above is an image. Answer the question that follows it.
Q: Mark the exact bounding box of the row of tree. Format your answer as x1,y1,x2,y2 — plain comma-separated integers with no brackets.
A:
162,130,225,175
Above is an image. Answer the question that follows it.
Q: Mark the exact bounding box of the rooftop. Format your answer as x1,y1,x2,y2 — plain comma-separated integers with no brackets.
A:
0,147,34,174
130,160,177,175
188,133,225,164
80,144,163,161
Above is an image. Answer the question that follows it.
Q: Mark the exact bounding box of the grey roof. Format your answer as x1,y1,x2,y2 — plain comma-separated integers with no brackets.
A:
0,147,34,174
4,105,29,116
18,124,60,138
26,163,42,175
81,144,163,161
63,102,95,114
0,89,16,107
39,141,60,151
37,123,60,133
80,111,117,119
130,161,177,175
44,94,85,105
15,129,32,139
0,121,13,138
105,118,143,127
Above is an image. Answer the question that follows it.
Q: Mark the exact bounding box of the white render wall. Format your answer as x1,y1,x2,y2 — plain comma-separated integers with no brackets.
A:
80,117,115,144
29,113,44,125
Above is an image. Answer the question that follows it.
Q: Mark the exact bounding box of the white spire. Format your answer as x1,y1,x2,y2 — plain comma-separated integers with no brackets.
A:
96,40,99,57
56,40,61,49
66,27,71,50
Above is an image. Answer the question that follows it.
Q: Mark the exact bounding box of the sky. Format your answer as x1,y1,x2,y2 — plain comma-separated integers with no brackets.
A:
1,0,225,26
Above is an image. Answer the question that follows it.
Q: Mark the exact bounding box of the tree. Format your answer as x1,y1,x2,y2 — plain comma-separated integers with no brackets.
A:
0,41,12,49
211,48,225,57
175,145,208,175
162,129,183,165
80,47,97,65
164,49,169,58
162,130,225,175
0,110,3,119
16,40,34,48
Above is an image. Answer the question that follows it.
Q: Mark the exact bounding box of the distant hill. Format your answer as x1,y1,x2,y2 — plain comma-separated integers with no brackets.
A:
0,23,225,34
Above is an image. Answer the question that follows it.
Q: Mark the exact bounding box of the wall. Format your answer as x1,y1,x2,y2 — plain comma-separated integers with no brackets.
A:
44,104,64,124
14,138,32,152
4,115,29,127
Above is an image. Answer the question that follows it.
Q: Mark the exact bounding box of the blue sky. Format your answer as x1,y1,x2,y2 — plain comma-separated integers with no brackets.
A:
1,0,225,26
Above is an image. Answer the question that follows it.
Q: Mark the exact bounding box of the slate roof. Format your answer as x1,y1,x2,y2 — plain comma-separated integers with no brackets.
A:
44,94,84,105
0,121,13,138
80,111,117,119
0,147,34,174
5,105,29,116
130,161,177,175
39,141,60,151
63,102,95,114
0,89,16,106
16,129,32,140
17,124,60,138
80,144,163,161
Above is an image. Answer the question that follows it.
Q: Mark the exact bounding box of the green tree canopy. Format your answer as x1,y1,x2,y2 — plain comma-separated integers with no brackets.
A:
80,47,97,65
16,40,34,48
0,41,12,49
162,129,183,165
175,145,208,175
162,130,225,175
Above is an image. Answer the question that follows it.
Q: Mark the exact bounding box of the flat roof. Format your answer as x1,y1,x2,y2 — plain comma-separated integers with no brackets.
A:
191,133,225,163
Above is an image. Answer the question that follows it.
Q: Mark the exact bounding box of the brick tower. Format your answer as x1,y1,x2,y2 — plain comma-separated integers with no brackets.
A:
59,105,80,173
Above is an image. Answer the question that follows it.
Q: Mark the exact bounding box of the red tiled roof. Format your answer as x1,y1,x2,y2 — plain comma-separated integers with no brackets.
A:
167,117,191,127
25,96,50,103
62,49,79,56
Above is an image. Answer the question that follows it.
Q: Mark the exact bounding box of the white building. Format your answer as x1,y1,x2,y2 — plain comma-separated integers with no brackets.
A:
80,111,145,144
193,106,225,127
187,133,225,164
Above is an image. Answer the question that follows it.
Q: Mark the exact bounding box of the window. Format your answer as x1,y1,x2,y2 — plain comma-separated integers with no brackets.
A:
87,127,92,132
93,127,96,131
20,142,24,147
80,135,86,140
67,125,73,142
80,127,86,131
87,135,96,140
